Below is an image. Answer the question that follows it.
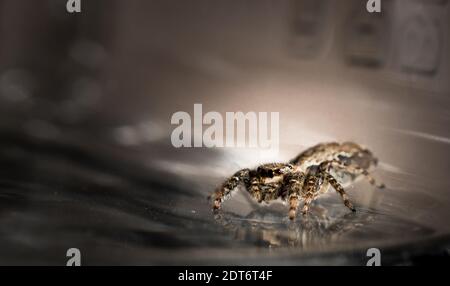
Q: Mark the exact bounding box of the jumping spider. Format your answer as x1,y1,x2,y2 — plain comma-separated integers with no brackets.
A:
211,142,385,220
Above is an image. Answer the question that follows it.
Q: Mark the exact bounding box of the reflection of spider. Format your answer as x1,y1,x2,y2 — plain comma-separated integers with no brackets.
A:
211,142,385,220
214,208,365,249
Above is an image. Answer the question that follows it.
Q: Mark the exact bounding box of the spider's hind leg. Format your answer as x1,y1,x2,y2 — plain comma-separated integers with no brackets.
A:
319,160,385,189
212,168,250,210
359,168,385,189
323,172,356,212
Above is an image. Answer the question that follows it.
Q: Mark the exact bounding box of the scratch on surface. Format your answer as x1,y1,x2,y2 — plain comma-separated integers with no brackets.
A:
391,129,450,145
378,162,405,174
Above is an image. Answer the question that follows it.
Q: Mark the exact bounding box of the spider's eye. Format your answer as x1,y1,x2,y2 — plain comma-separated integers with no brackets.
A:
267,170,274,178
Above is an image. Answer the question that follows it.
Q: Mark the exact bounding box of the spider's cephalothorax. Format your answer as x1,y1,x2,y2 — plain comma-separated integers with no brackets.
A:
211,142,385,220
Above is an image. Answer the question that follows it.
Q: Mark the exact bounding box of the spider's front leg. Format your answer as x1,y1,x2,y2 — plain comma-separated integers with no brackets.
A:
301,173,321,215
212,168,250,210
282,173,305,220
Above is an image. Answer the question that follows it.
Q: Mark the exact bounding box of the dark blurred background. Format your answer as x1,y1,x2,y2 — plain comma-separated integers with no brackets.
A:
1,0,449,174
0,0,449,265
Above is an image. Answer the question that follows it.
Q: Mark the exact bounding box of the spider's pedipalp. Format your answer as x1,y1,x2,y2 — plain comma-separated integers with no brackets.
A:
249,176,264,203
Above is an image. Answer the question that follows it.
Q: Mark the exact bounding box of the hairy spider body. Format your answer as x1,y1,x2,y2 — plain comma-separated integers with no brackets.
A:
290,142,378,170
211,142,385,220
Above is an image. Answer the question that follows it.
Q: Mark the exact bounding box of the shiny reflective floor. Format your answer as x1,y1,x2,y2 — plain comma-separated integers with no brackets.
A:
0,127,449,265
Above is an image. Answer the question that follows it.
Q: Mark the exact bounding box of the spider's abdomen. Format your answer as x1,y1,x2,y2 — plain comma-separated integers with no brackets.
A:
291,142,378,171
